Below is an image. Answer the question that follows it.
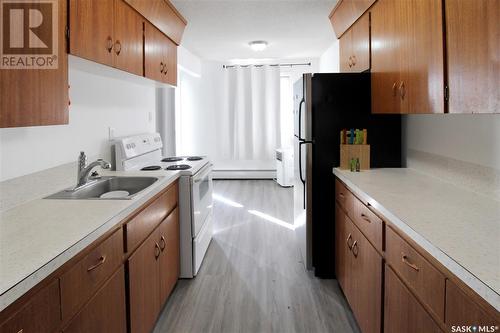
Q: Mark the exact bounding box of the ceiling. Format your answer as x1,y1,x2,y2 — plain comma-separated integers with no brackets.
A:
171,0,338,62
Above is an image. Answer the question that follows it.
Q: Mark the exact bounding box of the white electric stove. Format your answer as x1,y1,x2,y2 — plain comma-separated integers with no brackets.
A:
114,133,213,278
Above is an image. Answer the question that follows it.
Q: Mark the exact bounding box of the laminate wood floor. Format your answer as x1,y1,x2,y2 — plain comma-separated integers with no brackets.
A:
153,180,360,333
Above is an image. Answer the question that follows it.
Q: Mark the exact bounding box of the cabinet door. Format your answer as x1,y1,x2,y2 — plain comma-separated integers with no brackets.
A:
339,29,353,72
128,228,161,333
69,0,114,67
159,208,180,304
349,220,382,333
445,0,499,114
402,0,444,114
370,0,402,114
145,22,168,84
63,267,127,333
351,13,370,72
0,0,68,128
114,0,144,76
0,280,60,333
164,38,177,86
335,205,350,295
384,265,442,333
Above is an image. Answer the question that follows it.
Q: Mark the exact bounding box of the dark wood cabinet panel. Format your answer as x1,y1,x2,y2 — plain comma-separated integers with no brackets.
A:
349,219,382,333
0,0,68,128
114,0,144,76
0,279,60,333
445,0,499,114
60,229,123,321
159,207,180,303
370,0,402,114
128,228,161,333
69,0,114,67
339,29,353,72
63,267,127,333
385,227,445,320
371,0,444,114
384,265,442,333
350,13,370,72
124,0,186,45
335,205,350,295
144,21,177,86
125,182,178,253
445,280,499,330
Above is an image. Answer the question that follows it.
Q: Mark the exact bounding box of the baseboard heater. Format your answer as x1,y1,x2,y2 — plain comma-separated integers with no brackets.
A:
212,169,277,179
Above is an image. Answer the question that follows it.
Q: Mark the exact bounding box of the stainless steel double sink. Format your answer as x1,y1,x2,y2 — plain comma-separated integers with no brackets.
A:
45,176,158,200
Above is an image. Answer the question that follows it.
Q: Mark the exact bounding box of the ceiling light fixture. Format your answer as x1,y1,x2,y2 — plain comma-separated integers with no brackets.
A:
249,41,268,52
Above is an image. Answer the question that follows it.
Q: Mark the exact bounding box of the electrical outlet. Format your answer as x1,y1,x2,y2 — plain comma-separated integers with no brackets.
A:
108,127,115,141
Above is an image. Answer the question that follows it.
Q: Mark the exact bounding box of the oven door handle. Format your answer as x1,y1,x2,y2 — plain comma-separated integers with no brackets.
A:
193,163,213,184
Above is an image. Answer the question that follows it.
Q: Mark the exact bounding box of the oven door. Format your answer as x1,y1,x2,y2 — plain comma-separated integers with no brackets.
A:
191,163,213,237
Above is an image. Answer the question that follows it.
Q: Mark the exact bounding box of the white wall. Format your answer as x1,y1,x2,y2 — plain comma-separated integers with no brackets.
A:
404,114,500,170
319,40,340,73
0,57,156,181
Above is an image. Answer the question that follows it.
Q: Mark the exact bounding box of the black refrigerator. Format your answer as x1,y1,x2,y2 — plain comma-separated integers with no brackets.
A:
293,73,401,278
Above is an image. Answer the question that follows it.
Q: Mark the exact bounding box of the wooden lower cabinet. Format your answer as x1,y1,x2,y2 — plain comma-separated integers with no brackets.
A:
128,227,161,333
128,207,180,333
335,203,382,333
384,265,442,333
159,207,180,301
0,280,61,333
63,267,127,333
445,280,499,330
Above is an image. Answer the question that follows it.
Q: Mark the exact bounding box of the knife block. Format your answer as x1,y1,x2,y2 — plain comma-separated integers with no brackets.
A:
340,144,370,170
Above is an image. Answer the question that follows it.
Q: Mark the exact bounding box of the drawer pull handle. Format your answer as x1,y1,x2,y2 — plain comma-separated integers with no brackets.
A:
106,36,113,53
87,255,106,272
402,253,419,271
352,241,358,257
160,235,166,251
360,213,371,223
338,192,345,198
346,234,353,249
17,329,23,333
114,40,122,55
154,242,161,259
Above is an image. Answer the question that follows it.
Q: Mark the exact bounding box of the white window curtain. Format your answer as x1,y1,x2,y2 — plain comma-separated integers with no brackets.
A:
216,65,281,170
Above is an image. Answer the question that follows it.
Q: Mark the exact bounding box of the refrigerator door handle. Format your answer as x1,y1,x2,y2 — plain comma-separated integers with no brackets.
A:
297,98,305,140
299,140,313,209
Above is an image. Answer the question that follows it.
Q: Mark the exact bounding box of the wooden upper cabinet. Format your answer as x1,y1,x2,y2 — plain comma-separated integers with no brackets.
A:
0,0,68,128
70,0,144,76
69,0,115,67
370,0,402,114
371,0,444,114
329,0,375,38
145,22,177,86
339,29,353,72
445,0,499,113
124,0,187,45
339,13,369,73
114,0,144,76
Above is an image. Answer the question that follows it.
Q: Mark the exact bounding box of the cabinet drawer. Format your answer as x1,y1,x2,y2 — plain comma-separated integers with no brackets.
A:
385,227,445,320
63,267,126,333
60,229,123,320
0,279,60,333
335,179,353,214
351,196,383,252
384,265,442,333
126,182,178,252
445,280,499,330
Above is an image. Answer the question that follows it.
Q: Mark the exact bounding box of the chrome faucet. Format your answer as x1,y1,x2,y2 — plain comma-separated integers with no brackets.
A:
76,152,112,189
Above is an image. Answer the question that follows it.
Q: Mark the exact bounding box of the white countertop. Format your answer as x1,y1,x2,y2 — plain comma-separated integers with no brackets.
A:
333,168,500,311
0,168,180,311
